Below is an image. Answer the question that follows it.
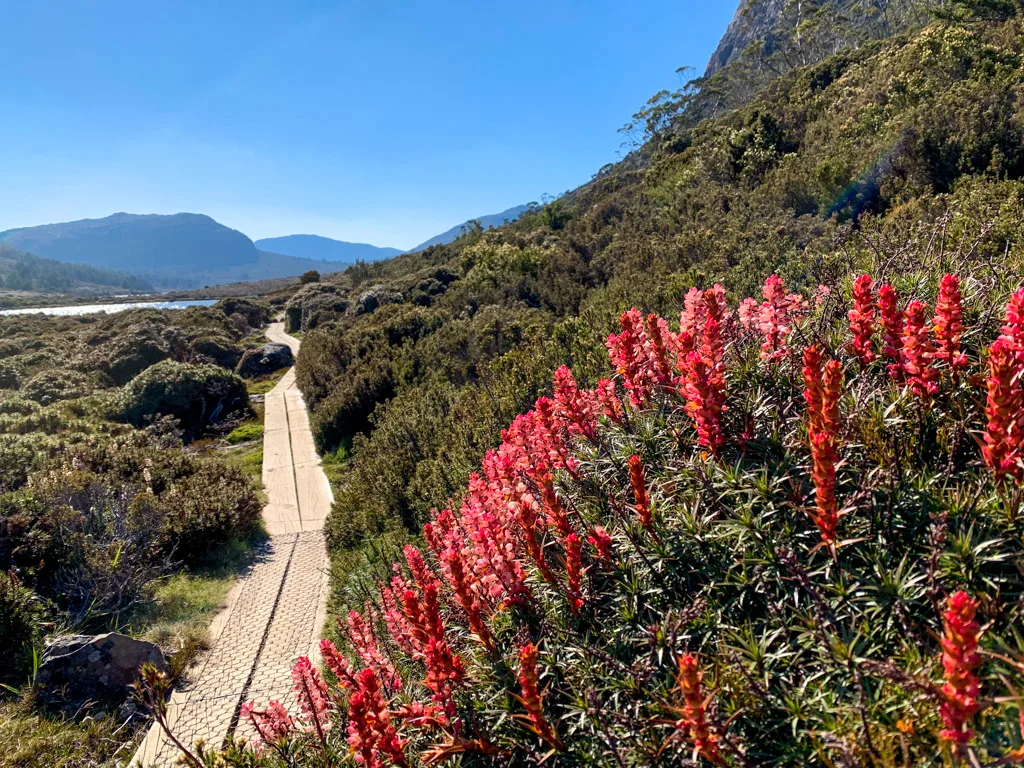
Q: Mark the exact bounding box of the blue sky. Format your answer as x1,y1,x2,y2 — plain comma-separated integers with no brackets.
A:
0,1,735,250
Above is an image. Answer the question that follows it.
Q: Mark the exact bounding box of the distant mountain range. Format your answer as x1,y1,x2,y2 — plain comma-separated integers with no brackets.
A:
0,204,532,290
255,234,402,263
408,204,531,252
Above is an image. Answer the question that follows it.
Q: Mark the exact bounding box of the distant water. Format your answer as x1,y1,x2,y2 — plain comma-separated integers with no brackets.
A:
0,299,217,317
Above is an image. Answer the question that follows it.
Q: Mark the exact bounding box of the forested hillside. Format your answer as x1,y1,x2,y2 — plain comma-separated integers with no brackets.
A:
288,5,1024,554
0,246,152,296
120,4,1024,766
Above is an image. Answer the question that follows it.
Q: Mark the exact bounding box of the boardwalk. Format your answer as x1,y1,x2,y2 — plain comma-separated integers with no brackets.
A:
132,323,331,766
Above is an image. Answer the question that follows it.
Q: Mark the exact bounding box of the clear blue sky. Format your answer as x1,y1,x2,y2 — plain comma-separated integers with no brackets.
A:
0,1,735,250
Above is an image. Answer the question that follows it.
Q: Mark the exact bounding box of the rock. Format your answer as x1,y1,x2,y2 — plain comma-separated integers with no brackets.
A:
36,633,169,709
235,342,294,378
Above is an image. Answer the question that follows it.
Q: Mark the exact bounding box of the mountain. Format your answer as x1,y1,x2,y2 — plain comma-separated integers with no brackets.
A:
408,204,532,252
0,245,153,297
0,213,337,289
255,235,402,263
704,0,913,77
0,213,257,273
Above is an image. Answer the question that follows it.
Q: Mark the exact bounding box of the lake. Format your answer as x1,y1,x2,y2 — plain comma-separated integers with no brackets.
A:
0,299,218,317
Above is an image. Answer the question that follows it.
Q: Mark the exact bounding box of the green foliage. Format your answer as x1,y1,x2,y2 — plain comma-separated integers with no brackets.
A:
118,360,250,437
226,422,264,445
300,269,321,284
0,571,45,688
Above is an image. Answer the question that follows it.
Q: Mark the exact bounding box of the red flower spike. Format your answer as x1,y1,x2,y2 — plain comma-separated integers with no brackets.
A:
757,274,806,361
902,300,939,403
242,700,295,751
587,525,613,560
675,654,724,765
848,273,877,366
627,455,653,531
319,638,358,689
934,274,968,372
516,643,564,750
1002,287,1024,345
594,378,624,424
347,668,409,768
646,312,678,388
878,284,905,381
291,656,331,737
552,365,599,440
564,532,584,615
682,350,726,454
607,309,653,407
938,592,982,745
344,611,401,690
802,346,841,543
982,337,1024,483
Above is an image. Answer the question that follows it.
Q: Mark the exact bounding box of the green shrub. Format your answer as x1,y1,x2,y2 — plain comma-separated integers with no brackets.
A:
0,571,44,688
22,370,94,405
225,423,263,445
118,360,250,437
158,462,261,565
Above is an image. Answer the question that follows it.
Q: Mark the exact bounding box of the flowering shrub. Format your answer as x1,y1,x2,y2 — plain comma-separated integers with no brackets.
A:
165,273,1024,767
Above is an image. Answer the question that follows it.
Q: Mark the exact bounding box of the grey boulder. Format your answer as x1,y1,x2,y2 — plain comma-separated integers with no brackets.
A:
235,342,294,378
36,632,169,708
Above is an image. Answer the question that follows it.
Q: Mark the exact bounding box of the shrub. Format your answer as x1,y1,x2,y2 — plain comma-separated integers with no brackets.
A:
215,297,272,329
188,335,243,369
157,462,261,565
22,370,94,405
118,360,250,437
300,270,321,284
217,273,1024,767
0,365,18,390
0,571,45,688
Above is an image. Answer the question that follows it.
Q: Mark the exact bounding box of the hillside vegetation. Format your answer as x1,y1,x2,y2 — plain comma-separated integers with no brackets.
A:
217,267,1024,765
0,299,271,764
0,245,152,298
149,7,1024,767
285,9,1024,557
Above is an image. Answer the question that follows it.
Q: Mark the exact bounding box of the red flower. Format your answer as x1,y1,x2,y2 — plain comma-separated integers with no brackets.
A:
878,283,905,381
343,610,401,690
627,455,653,531
902,300,939,403
848,273,876,366
737,297,759,335
675,654,723,765
587,525,613,560
757,275,807,361
646,312,678,389
607,309,653,407
516,643,564,750
552,365,599,441
802,346,841,543
347,668,408,768
564,532,584,615
291,656,332,739
982,337,1024,483
939,592,982,745
319,638,357,689
681,351,726,454
594,378,624,424
241,700,295,751
934,274,968,372
1002,287,1024,345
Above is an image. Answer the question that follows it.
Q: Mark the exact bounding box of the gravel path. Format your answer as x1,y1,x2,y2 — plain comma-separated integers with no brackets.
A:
132,323,331,766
